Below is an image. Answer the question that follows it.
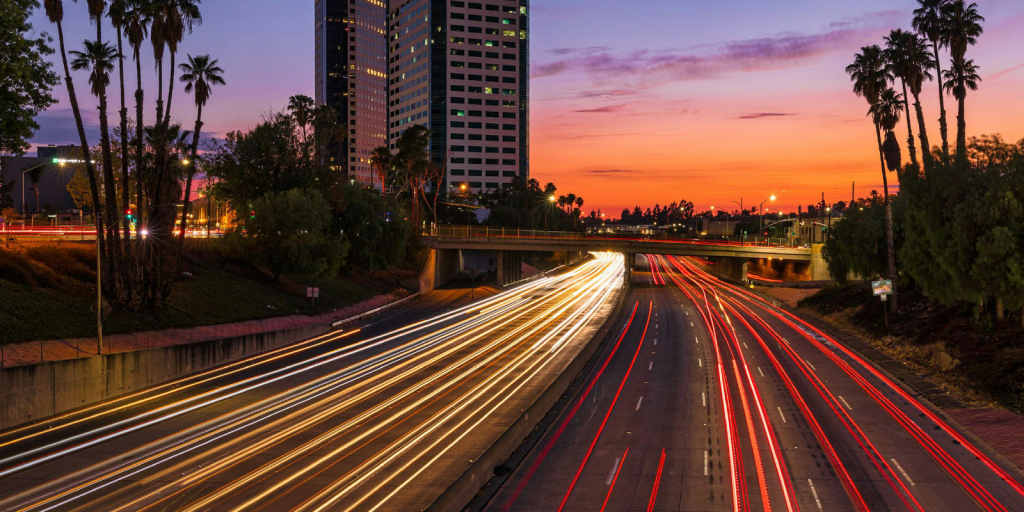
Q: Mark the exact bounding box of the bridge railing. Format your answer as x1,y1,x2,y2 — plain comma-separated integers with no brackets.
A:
428,225,588,240
426,225,808,249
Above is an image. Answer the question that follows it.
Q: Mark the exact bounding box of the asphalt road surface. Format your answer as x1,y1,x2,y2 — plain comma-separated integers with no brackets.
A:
486,254,1024,512
0,253,624,512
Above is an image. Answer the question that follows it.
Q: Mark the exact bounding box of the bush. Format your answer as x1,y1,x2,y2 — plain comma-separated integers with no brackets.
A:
231,188,348,279
0,248,62,288
25,245,95,284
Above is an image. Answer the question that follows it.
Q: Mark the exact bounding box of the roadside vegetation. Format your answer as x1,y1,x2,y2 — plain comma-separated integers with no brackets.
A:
812,1,1024,413
0,241,407,344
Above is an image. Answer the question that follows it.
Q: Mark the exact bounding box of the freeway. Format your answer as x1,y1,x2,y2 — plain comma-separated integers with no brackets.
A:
486,254,1024,512
0,253,624,511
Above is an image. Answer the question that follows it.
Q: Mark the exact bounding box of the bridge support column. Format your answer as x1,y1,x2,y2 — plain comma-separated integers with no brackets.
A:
564,251,586,266
419,248,463,292
496,250,522,287
709,256,748,283
810,244,830,281
623,252,635,286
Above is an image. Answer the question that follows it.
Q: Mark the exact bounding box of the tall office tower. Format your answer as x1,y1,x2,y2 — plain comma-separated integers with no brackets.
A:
388,0,529,195
315,0,389,186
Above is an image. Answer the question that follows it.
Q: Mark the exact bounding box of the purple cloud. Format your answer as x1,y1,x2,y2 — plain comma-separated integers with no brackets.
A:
573,104,628,114
739,112,795,119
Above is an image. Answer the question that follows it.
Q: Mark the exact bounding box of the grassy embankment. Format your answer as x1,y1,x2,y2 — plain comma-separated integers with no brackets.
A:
799,284,1024,414
0,241,413,344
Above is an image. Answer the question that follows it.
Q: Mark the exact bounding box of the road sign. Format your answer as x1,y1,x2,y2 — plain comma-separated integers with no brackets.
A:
306,287,320,298
872,279,893,297
90,298,113,321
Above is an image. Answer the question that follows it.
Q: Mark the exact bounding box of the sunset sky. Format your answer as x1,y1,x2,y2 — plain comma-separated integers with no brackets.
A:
26,0,1024,215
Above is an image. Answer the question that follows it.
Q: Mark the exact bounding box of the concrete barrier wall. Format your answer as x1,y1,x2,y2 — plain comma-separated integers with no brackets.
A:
0,323,328,431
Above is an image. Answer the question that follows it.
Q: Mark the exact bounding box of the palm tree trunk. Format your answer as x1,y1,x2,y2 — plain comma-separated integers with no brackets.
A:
156,58,164,128
134,47,145,230
900,80,918,168
956,74,967,163
116,26,131,243
97,62,125,300
933,43,950,162
875,121,899,312
912,91,932,176
164,50,176,127
177,102,203,250
56,20,106,275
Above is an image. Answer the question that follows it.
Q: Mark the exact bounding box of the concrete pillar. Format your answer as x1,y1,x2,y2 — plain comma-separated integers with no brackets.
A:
710,256,749,283
496,250,523,287
623,252,635,286
810,244,830,281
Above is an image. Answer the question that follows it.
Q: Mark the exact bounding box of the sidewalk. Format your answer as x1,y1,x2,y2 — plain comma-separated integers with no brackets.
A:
0,289,411,368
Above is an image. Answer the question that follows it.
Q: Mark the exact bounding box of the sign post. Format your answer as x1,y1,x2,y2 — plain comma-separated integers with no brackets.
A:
307,287,320,308
872,279,893,328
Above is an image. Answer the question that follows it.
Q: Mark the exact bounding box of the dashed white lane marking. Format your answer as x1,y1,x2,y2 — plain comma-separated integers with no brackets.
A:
636,396,643,411
698,358,702,368
808,479,823,511
654,338,657,346
839,395,853,410
702,392,706,407
806,360,818,371
607,457,622,485
743,342,749,349
704,450,709,475
777,407,787,423
690,322,694,327
758,367,764,377
695,337,700,344
892,458,915,486
648,361,653,371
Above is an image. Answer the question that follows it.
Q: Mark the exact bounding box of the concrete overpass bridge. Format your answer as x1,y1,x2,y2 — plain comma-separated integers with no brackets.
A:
419,226,829,289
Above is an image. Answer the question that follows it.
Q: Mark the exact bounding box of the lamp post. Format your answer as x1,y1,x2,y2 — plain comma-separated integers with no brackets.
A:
759,194,776,246
546,194,556,231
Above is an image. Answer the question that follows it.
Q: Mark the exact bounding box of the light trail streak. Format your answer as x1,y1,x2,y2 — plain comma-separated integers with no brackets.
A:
2,254,624,512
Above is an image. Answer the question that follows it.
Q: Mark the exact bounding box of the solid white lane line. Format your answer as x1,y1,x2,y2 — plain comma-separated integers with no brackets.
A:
839,395,853,411
758,367,764,377
892,458,915,486
808,479,823,511
636,397,643,411
607,457,622,485
777,407,787,423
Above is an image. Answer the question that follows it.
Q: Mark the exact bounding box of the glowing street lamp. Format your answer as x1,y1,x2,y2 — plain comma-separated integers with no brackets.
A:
759,194,777,246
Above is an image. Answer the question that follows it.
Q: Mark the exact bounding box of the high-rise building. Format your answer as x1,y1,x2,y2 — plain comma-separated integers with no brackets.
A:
388,0,529,194
315,0,389,186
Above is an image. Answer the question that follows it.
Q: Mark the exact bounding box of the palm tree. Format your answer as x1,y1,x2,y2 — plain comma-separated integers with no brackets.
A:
150,1,167,123
847,46,900,310
288,94,314,163
28,166,43,221
941,0,984,162
43,0,105,259
109,0,133,238
72,39,124,282
913,0,951,162
884,29,936,174
871,88,906,174
942,59,981,158
122,0,149,220
370,146,393,194
177,54,224,246
159,0,202,127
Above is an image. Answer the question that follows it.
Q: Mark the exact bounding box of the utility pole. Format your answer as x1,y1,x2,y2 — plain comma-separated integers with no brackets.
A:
96,239,103,355
852,181,855,206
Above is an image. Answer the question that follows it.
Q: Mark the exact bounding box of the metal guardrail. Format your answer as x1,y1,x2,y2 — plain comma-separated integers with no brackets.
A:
425,226,808,249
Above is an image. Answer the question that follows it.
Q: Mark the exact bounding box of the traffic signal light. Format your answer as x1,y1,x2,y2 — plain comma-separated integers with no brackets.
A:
125,208,134,221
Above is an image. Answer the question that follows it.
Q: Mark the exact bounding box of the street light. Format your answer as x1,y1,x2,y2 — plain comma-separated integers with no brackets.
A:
759,194,776,246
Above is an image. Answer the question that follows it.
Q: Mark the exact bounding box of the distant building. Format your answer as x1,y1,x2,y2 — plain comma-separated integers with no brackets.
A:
0,145,81,215
387,0,530,194
315,0,389,186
